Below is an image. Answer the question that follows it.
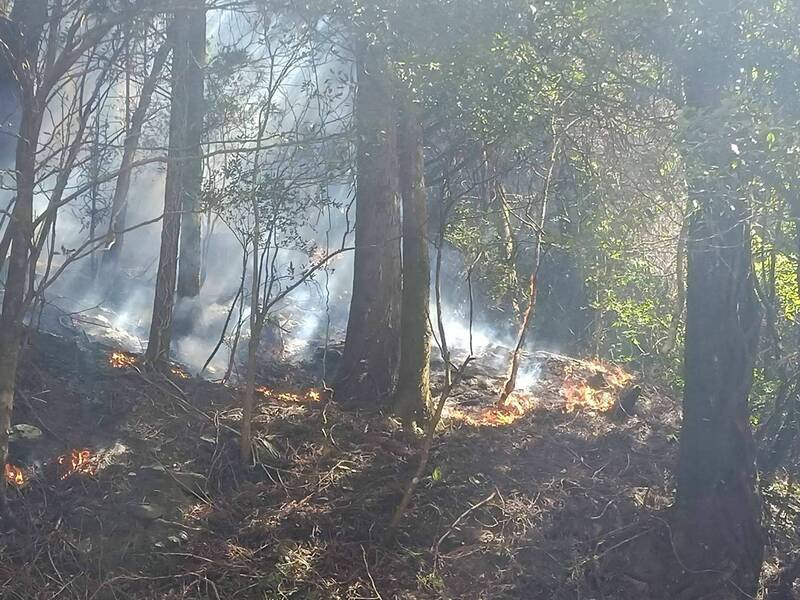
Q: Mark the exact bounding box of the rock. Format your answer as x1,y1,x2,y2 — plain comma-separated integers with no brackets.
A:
139,464,167,474
8,424,43,441
128,503,165,521
614,385,642,420
171,471,207,495
138,464,207,498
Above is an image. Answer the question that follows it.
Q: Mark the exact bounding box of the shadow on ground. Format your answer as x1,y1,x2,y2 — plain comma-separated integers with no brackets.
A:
0,331,700,600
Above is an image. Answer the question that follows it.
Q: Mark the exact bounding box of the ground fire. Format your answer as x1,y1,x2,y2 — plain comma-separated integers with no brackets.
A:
449,356,635,427
257,386,321,403
170,366,190,379
0,2,795,597
4,463,26,487
57,449,98,480
561,360,634,413
109,351,138,369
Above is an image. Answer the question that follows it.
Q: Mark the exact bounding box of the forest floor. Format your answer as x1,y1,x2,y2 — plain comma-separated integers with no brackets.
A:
0,331,796,599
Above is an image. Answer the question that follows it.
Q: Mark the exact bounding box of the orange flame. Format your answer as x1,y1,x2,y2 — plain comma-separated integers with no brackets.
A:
454,392,536,427
57,449,98,480
256,386,321,404
4,463,26,486
170,366,190,379
109,352,137,369
561,360,633,413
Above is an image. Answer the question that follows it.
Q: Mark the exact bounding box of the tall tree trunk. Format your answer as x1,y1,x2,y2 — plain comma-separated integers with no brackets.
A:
176,0,205,300
145,12,196,365
673,6,764,594
101,40,171,283
394,104,431,427
334,41,401,405
0,104,40,517
0,0,45,517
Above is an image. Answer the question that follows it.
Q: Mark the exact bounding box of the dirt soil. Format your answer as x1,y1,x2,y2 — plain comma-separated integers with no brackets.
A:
0,332,795,599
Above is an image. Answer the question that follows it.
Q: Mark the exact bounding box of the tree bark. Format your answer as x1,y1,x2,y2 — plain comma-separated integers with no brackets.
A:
673,6,764,594
101,39,171,283
394,104,431,427
0,105,40,518
146,12,198,364
0,1,44,516
240,231,262,463
176,0,205,299
334,40,401,405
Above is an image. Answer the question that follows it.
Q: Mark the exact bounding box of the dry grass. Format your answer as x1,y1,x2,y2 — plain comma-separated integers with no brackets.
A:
0,334,796,599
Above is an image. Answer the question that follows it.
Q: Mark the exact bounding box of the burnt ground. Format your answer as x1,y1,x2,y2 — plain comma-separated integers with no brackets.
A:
0,331,797,599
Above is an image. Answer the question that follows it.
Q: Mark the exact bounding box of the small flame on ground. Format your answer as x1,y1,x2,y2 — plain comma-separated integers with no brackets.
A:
57,449,98,480
449,357,634,426
4,463,26,486
453,392,536,427
109,352,138,369
170,366,190,379
257,386,321,404
562,360,633,413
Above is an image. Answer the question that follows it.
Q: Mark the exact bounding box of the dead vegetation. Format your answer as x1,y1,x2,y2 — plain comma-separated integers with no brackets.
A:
0,333,796,599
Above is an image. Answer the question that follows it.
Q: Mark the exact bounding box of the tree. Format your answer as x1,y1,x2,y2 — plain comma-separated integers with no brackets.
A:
673,1,764,595
0,0,46,517
176,0,206,300
101,36,171,285
0,0,150,515
146,0,206,364
334,38,402,405
394,102,431,427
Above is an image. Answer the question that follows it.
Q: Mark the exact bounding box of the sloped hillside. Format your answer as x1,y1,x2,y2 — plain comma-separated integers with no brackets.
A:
0,331,761,599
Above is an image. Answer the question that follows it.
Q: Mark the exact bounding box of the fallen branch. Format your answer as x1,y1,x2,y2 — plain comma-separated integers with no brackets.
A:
432,489,498,557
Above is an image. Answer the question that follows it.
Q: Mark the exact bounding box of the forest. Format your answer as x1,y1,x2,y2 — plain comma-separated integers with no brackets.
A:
0,0,799,598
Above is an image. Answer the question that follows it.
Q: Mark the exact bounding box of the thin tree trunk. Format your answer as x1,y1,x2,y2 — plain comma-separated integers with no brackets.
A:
390,210,473,529
486,148,520,320
394,104,431,428
240,180,262,463
200,247,247,377
498,131,556,404
498,273,537,405
0,196,16,275
102,39,171,281
495,187,520,319
334,40,401,405
176,0,206,300
87,113,101,279
240,255,262,462
145,15,194,365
